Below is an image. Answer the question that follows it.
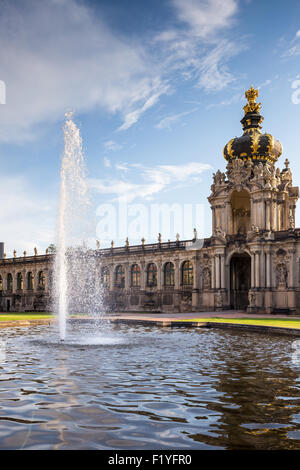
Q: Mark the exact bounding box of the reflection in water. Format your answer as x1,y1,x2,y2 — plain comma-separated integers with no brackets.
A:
0,324,300,449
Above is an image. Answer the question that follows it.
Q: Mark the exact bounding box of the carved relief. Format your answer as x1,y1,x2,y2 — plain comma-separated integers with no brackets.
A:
226,158,252,189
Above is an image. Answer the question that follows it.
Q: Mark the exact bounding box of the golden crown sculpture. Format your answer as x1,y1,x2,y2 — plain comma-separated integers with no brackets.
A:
243,85,261,115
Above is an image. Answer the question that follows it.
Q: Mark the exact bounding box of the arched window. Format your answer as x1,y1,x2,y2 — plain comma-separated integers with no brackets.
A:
17,272,23,290
146,263,157,287
101,266,110,288
0,275,2,292
27,272,34,290
164,262,175,286
38,271,45,289
182,261,193,286
131,264,141,287
7,273,13,292
115,265,125,288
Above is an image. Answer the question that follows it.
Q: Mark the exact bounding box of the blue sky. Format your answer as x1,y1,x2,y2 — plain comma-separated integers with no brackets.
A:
0,0,300,255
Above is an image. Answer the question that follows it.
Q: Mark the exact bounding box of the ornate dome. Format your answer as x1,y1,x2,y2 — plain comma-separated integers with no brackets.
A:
223,86,282,164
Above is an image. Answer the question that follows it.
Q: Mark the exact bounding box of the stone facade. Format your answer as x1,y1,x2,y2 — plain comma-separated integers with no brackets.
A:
1,86,300,314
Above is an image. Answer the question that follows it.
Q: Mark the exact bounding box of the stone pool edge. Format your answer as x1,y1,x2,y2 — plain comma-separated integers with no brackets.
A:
1,316,300,337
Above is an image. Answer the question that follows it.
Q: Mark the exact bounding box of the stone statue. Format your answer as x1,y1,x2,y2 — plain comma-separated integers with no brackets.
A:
276,263,288,287
202,267,211,290
215,291,223,308
248,290,256,307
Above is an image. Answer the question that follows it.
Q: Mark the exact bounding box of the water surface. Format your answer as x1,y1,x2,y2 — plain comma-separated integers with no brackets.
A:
0,323,300,450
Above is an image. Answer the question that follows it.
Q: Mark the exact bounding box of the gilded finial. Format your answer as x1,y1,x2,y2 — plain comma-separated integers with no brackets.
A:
111,240,114,249
34,247,38,256
243,85,261,115
96,240,100,249
141,237,145,245
23,251,26,257
13,250,16,258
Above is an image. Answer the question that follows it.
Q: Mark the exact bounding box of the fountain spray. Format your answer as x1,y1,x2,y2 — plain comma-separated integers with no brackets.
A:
55,112,89,341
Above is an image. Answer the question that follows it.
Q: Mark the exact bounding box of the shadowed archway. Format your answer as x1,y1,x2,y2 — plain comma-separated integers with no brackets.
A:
230,253,251,310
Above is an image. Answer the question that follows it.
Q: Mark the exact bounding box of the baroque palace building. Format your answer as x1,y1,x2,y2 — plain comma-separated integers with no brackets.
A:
1,86,300,314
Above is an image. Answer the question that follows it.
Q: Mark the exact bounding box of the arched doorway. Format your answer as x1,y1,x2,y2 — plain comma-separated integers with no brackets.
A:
230,190,251,234
230,253,251,310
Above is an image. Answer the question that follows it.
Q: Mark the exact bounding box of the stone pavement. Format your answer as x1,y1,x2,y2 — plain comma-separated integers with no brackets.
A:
107,310,300,322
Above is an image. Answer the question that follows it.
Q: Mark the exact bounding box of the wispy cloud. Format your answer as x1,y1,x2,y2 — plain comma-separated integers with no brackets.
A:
103,157,111,168
153,0,243,92
0,0,243,142
172,0,238,40
103,140,123,152
89,161,212,202
0,0,168,142
155,108,198,130
282,29,300,57
117,80,170,131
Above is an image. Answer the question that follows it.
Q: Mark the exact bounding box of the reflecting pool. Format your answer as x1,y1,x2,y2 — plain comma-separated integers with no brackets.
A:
0,323,300,450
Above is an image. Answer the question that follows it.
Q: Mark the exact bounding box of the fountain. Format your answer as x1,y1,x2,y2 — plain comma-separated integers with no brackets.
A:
54,112,105,340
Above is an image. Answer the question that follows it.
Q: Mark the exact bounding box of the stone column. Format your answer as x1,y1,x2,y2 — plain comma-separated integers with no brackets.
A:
220,254,225,289
226,201,232,234
192,258,199,310
251,253,255,288
109,264,114,291
260,250,265,288
140,261,146,291
215,255,220,289
265,200,271,231
174,259,180,290
211,256,215,289
124,263,129,290
255,251,260,288
212,207,216,234
266,252,271,288
288,251,295,288
157,261,162,291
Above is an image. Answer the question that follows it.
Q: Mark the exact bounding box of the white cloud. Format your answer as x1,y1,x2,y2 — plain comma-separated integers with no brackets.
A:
296,30,300,38
0,0,243,142
89,161,211,202
104,140,123,152
155,108,198,130
118,80,170,131
103,157,111,168
0,176,55,255
0,0,167,142
153,0,242,92
115,163,129,172
172,0,238,39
